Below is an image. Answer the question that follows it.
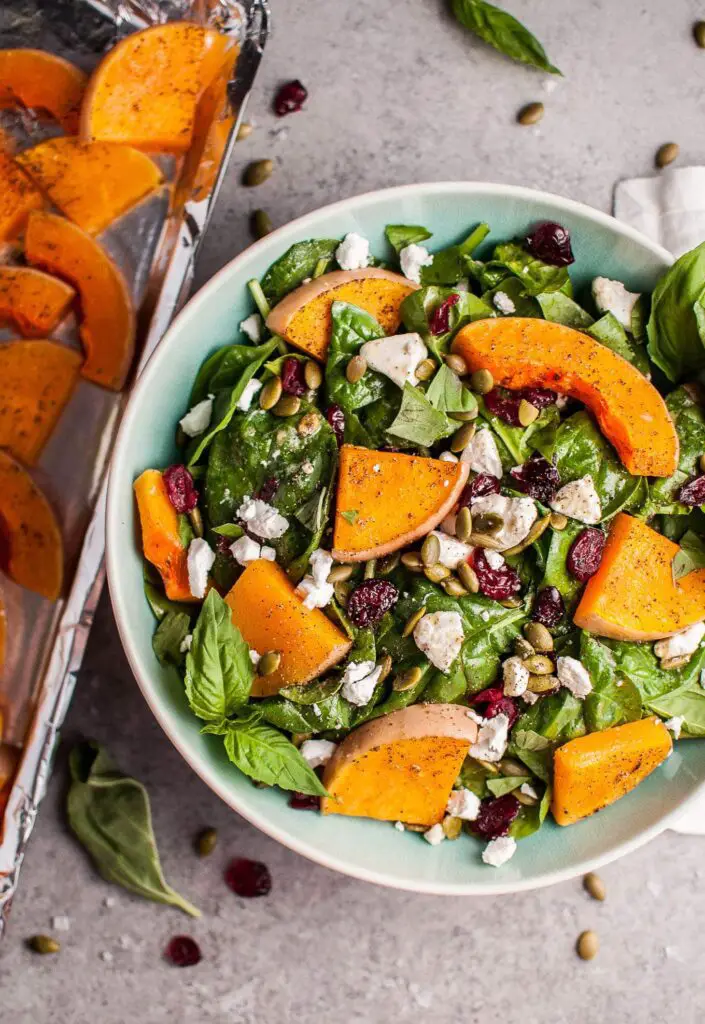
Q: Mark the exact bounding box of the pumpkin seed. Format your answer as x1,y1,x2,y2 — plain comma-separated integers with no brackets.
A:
471,532,505,550
259,376,282,410
695,21,705,47
577,930,599,961
513,637,535,659
252,208,272,238
443,578,468,598
454,507,471,543
188,506,204,538
415,358,436,381
272,394,301,417
517,101,544,126
524,621,554,652
515,787,538,807
522,654,554,675
401,551,424,571
470,368,494,394
196,827,218,857
448,409,478,422
258,651,282,676
475,759,501,774
655,142,679,169
236,121,254,141
346,354,367,383
28,935,60,955
421,533,441,566
393,665,423,691
450,421,476,453
444,353,467,375
364,558,376,580
442,815,463,840
583,872,606,902
291,732,312,748
457,560,480,593
297,409,321,436
550,511,568,530
527,672,559,693
334,581,352,606
425,563,451,583
518,399,539,427
377,551,401,575
661,654,692,670
498,757,529,777
377,654,393,684
243,158,273,187
500,596,523,608
304,360,323,390
403,607,427,637
504,514,551,555
699,452,705,473
327,564,353,583
473,511,504,535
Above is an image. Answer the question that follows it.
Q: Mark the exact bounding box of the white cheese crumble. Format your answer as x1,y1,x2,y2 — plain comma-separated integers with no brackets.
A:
413,610,465,673
230,534,262,566
482,836,517,867
340,659,384,706
503,656,530,697
299,738,337,768
493,290,516,315
179,396,213,437
439,451,459,463
394,821,406,832
295,548,335,609
360,332,428,389
423,822,445,846
484,549,505,571
654,622,705,661
240,312,262,343
460,428,503,479
399,243,433,284
51,915,71,932
187,538,215,598
335,232,370,271
469,712,510,763
520,782,538,801
446,788,481,821
428,530,473,570
550,475,601,525
556,656,593,699
592,277,640,330
180,633,193,654
249,649,261,668
236,378,263,411
470,494,537,551
664,716,684,740
237,496,289,539
522,690,539,705
261,546,276,561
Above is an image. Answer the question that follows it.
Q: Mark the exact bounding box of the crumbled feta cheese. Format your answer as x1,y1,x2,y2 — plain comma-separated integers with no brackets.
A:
439,451,459,463
51,915,71,932
550,475,601,525
236,377,262,411
100,950,114,963
446,788,481,821
237,496,289,539
340,659,384,706
299,738,337,768
187,538,215,598
470,494,537,551
522,690,539,705
335,232,370,271
428,530,473,569
423,822,445,846
249,649,261,668
503,655,529,697
482,836,517,867
230,534,262,566
470,712,510,763
394,821,406,832
664,716,684,740
592,277,640,330
460,428,503,479
556,656,593,699
295,575,335,610
180,633,193,654
520,782,538,801
484,549,505,571
240,312,262,342
654,622,705,661
413,610,465,673
399,243,433,284
179,396,213,437
493,290,516,315
309,548,334,584
360,332,428,389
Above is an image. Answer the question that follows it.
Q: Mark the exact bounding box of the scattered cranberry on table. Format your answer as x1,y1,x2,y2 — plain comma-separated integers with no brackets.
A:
165,935,202,967
225,858,272,898
273,80,307,116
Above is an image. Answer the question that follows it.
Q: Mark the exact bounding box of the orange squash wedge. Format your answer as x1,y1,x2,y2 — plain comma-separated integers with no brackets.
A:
25,211,135,391
0,150,43,241
0,49,86,132
81,23,234,154
452,318,678,477
17,137,163,236
552,717,672,826
0,267,75,337
182,43,238,203
225,559,352,697
266,269,417,361
321,704,479,825
0,742,20,826
332,445,469,562
574,513,705,641
0,450,63,600
134,470,191,602
0,599,5,678
0,340,81,465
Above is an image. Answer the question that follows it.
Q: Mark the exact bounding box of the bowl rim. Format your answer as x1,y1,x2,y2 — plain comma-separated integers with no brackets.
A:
107,180,696,895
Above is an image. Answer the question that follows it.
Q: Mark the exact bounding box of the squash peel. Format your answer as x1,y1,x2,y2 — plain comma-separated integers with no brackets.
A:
0,450,63,600
0,49,86,132
0,267,75,337
134,470,191,603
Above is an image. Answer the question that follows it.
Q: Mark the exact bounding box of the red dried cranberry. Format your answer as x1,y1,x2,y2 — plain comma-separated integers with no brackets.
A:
428,292,460,335
472,794,520,839
473,549,521,601
215,533,234,556
0,512,11,574
532,586,564,627
163,464,198,513
484,388,521,425
225,858,272,898
289,792,320,810
347,579,399,628
510,453,561,503
459,474,501,507
525,221,574,266
469,685,520,728
257,477,279,503
281,357,307,396
516,386,557,410
165,935,201,967
326,404,345,446
679,474,705,507
273,80,307,116
567,528,605,582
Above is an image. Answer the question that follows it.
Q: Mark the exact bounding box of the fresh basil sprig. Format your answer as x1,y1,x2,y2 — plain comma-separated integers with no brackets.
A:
672,529,705,582
185,590,253,721
451,0,561,75
152,610,191,667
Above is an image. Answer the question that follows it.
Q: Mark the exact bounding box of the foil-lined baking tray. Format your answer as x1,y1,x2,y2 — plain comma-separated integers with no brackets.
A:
0,0,270,936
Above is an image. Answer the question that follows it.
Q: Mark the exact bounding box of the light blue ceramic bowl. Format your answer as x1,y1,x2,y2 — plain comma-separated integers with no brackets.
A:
107,182,704,894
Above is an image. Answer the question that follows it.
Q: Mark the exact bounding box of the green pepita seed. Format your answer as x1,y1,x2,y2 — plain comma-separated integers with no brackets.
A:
522,654,554,675
442,815,463,840
377,551,401,575
188,506,204,538
471,532,505,550
473,511,504,535
377,654,393,684
513,637,535,659
403,607,427,637
272,394,301,417
196,827,218,857
661,654,691,670
455,506,473,543
583,872,606,902
252,209,273,238
515,787,538,807
475,758,501,774
498,757,528,777
504,514,551,555
425,563,451,583
334,581,352,606
258,651,282,676
364,558,376,580
421,533,441,567
550,511,568,531
291,732,312,748
527,673,559,693
236,121,254,141
345,354,367,383
401,551,424,571
243,158,273,187
415,358,436,381
517,101,544,126
699,452,705,473
327,564,354,583
443,577,468,598
524,621,554,653
500,595,523,609
444,353,468,375
259,376,282,410
450,421,476,453
457,560,480,593
656,142,679,169
448,409,478,422
695,21,705,47
297,409,321,436
470,368,494,394
393,666,423,691
28,935,60,955
518,398,539,427
577,930,599,961
304,360,323,390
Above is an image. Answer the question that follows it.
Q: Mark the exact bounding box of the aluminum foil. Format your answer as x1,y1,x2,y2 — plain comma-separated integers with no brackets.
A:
0,0,270,936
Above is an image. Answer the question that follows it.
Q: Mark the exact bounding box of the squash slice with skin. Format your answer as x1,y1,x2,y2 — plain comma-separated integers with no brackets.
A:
332,445,469,562
134,470,191,603
181,44,239,204
0,599,5,678
322,704,479,825
266,268,418,361
25,211,135,391
0,450,63,600
0,50,86,132
552,717,672,826
0,151,43,242
16,138,163,236
452,318,679,477
225,559,352,697
0,268,75,337
0,340,82,465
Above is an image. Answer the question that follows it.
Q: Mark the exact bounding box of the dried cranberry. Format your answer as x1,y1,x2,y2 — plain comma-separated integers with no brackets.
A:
473,549,521,601
510,452,561,503
459,474,501,507
257,477,279,503
326,403,345,446
472,794,520,839
281,357,307,396
289,792,320,811
225,858,272,898
470,685,521,728
0,513,11,575
428,292,460,335
567,528,605,582
162,464,198,513
532,586,564,627
347,579,399,628
273,80,307,116
679,474,705,507
516,386,557,410
165,936,201,967
525,221,574,266
484,388,521,425
215,533,234,556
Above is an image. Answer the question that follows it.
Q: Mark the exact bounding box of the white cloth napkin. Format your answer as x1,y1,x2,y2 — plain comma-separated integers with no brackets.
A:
614,166,705,835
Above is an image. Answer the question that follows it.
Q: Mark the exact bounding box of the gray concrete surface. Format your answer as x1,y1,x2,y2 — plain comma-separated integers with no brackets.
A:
3,1,705,1020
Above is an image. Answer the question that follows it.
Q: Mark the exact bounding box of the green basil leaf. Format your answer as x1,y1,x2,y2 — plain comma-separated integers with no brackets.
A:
537,292,593,329
341,508,359,524
385,224,432,253
486,774,530,797
420,223,490,285
387,383,455,447
672,529,705,581
510,729,552,782
425,363,478,415
579,633,642,732
644,386,705,515
260,238,340,303
211,523,245,539
509,783,551,840
457,757,491,798
646,682,705,737
152,611,191,667
451,0,561,74
185,590,253,722
222,719,328,795
610,641,705,703
177,514,194,549
646,240,705,381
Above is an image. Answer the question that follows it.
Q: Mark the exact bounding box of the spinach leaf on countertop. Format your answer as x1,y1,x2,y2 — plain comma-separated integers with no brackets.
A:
450,0,561,75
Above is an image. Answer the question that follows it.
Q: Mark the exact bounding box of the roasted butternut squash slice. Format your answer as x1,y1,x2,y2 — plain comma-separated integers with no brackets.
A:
452,318,679,477
0,742,19,825
552,717,672,826
134,470,191,602
81,23,234,154
25,211,135,391
266,269,417,361
0,450,63,600
0,49,86,132
17,138,163,236
225,559,351,697
0,599,5,678
322,704,479,825
0,268,75,337
574,513,705,641
332,445,469,562
0,340,81,465
0,151,43,241
182,44,238,203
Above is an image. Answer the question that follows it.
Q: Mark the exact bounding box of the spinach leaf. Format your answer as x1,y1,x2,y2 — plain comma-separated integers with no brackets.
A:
420,223,490,285
491,242,569,296
513,690,586,746
426,363,478,415
189,346,232,406
672,529,705,581
587,312,650,375
542,519,583,604
400,286,493,358
450,0,561,74
67,742,200,917
288,475,336,584
152,611,191,667
610,642,705,703
387,383,455,447
478,396,559,467
260,238,340,303
510,729,552,782
579,632,642,732
647,683,705,737
483,276,541,318
510,784,551,840
537,292,593,329
219,718,327,795
385,224,431,253
487,775,530,797
143,564,197,621
211,523,244,539
457,757,491,798
646,240,705,381
184,591,253,722
643,387,705,515
258,691,354,733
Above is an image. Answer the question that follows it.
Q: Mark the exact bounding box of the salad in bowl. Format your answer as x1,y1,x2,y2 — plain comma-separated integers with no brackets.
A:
130,204,705,872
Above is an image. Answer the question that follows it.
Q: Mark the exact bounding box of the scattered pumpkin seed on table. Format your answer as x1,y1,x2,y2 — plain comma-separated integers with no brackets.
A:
28,935,60,955
236,121,254,140
583,872,606,901
252,209,273,238
243,158,273,187
517,102,544,126
196,827,218,857
655,142,679,169
577,930,599,960
695,21,705,47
